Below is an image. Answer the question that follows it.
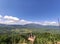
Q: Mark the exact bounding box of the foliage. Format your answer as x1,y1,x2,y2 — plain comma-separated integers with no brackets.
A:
0,32,60,44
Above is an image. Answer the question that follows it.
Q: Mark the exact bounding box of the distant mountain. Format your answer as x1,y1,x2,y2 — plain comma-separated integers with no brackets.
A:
24,23,43,28
24,23,59,29
0,23,59,29
0,24,6,26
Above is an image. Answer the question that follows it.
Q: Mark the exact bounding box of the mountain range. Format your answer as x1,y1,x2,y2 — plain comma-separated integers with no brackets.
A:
0,23,60,29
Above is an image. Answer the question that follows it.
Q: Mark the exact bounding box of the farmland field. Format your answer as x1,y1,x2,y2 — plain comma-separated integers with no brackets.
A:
0,26,60,44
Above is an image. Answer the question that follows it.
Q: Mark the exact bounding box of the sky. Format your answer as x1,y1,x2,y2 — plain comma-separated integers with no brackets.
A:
0,0,60,26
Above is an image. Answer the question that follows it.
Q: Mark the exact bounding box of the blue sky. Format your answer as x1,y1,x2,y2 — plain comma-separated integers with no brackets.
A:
0,0,60,25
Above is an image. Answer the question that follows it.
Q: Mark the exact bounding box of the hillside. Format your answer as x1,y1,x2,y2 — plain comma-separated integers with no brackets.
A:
0,23,60,34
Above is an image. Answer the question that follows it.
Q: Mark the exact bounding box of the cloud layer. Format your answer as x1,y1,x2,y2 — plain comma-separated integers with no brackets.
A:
0,15,59,26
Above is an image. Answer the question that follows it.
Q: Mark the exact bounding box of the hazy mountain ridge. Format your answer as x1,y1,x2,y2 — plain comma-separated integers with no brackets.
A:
0,23,59,29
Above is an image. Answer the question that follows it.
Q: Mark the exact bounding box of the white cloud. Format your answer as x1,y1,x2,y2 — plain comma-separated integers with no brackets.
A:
4,15,19,21
41,21,58,26
0,15,20,24
19,19,33,25
0,15,59,26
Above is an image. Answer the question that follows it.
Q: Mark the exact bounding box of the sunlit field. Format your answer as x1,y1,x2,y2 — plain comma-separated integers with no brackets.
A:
0,27,60,44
